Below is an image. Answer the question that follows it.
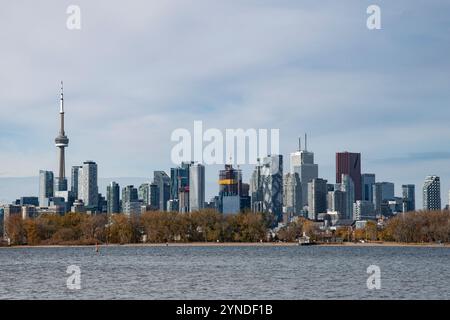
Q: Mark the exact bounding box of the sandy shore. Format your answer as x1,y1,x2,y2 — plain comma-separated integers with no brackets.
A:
1,241,448,249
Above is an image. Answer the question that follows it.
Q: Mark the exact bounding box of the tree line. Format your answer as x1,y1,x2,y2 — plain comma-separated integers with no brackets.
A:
2,209,450,246
2,209,269,245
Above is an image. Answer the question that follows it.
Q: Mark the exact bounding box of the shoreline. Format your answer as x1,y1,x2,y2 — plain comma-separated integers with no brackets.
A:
1,242,448,249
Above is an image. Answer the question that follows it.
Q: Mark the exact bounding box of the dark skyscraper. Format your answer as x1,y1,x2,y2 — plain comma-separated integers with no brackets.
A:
71,166,82,199
154,171,170,211
402,184,415,212
39,170,54,207
107,181,120,214
336,152,362,200
54,81,69,192
361,173,375,202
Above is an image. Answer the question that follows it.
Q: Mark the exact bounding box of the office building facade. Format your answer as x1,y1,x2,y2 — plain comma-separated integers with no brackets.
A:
336,152,362,200
307,178,328,220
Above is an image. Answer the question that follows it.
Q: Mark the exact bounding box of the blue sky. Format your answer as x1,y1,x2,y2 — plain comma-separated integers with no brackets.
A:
0,0,449,205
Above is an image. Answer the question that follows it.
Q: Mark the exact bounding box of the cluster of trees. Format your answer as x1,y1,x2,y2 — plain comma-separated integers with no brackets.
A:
381,210,450,243
3,210,269,246
3,209,450,246
334,210,450,243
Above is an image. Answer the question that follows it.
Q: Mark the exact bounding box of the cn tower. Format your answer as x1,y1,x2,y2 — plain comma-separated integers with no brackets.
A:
54,81,69,191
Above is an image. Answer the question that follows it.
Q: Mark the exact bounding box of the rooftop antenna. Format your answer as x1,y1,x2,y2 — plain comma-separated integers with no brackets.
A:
298,137,301,152
305,133,308,151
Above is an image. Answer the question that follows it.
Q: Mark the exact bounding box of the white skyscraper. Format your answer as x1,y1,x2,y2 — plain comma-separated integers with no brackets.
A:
189,163,205,212
78,161,99,209
290,135,318,209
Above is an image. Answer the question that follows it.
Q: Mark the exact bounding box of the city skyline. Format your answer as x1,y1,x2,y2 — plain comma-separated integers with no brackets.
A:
0,83,449,209
1,83,448,218
1,1,450,206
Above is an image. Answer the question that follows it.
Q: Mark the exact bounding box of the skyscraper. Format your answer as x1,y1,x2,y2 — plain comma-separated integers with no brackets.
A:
54,82,69,192
250,159,264,213
290,135,318,209
138,183,151,206
283,172,302,215
122,185,138,204
189,163,205,212
353,200,375,221
423,176,441,211
261,155,283,221
336,152,362,200
327,189,346,216
307,178,327,220
339,174,355,220
361,173,375,202
78,161,99,210
372,182,395,215
71,166,82,199
149,183,160,210
153,171,170,211
39,170,54,207
170,162,192,212
402,184,415,212
218,164,243,214
107,182,120,214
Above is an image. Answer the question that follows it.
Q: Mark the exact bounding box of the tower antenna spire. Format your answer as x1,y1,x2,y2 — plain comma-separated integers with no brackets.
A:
298,137,301,152
60,80,64,114
305,133,308,151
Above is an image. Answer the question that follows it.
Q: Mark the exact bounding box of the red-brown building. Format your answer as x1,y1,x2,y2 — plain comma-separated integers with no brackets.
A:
336,152,362,200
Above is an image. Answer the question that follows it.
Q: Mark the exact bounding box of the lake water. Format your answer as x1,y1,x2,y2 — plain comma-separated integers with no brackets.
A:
0,245,449,300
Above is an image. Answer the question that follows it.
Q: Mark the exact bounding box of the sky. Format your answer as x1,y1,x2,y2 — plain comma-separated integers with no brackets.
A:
0,0,450,206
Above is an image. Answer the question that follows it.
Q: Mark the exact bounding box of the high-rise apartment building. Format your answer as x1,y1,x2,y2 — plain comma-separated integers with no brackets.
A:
122,185,139,215
122,185,138,204
189,163,205,212
78,161,99,210
138,183,151,206
423,176,441,211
